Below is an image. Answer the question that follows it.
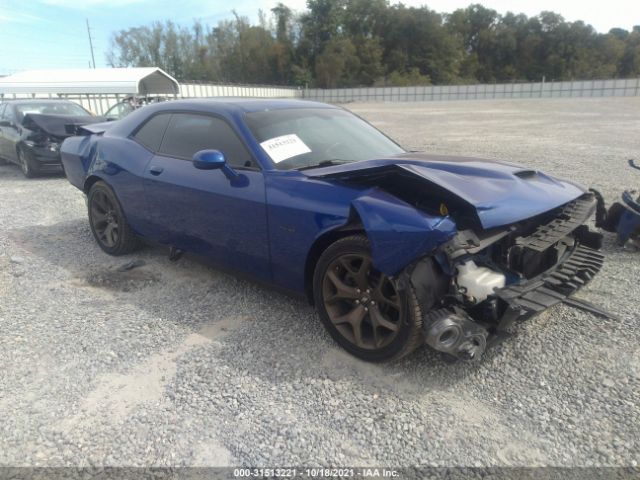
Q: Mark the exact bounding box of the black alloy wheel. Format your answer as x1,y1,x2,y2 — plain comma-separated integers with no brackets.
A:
88,181,140,255
18,148,36,178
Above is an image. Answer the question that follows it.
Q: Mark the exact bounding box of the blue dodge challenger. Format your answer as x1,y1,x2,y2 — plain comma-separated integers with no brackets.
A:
61,99,604,362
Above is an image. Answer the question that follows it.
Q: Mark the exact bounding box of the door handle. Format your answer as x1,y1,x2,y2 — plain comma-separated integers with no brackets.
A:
149,165,164,176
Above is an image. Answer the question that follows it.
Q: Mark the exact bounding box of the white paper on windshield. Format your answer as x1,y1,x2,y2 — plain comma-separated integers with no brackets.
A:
260,134,311,163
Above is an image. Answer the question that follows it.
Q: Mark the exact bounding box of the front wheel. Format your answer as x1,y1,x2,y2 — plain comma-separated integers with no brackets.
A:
88,181,140,255
18,148,37,178
313,234,423,362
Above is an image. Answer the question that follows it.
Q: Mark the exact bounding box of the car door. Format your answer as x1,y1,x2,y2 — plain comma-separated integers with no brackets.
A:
105,101,134,121
0,104,7,159
1,105,21,163
142,112,270,281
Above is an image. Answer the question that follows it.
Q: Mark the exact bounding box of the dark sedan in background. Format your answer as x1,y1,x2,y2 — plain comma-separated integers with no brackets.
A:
0,99,104,177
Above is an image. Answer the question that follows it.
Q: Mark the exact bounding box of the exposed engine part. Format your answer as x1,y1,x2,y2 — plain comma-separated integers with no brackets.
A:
495,243,604,315
507,242,558,279
408,256,449,312
456,260,505,303
423,309,488,361
442,227,513,259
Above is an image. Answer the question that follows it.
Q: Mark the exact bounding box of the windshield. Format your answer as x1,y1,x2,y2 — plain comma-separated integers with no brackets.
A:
15,102,90,120
245,108,405,170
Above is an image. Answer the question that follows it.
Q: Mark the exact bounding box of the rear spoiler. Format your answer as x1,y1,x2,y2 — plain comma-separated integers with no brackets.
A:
76,121,113,136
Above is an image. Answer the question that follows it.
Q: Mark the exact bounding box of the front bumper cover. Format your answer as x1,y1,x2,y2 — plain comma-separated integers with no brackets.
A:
24,144,63,172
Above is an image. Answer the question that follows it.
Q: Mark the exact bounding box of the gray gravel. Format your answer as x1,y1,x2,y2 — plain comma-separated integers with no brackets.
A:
0,97,639,468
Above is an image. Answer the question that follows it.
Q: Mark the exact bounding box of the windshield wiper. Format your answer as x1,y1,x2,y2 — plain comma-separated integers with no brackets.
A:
295,159,350,171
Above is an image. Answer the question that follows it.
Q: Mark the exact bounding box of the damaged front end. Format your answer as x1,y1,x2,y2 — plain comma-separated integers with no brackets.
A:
311,156,608,361
20,114,106,171
406,193,605,362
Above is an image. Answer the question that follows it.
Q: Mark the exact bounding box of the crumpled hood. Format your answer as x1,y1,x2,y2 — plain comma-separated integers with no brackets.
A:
23,113,106,138
304,153,586,229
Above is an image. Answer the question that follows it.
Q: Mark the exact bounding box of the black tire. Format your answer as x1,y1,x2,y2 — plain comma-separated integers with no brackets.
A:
313,234,423,362
87,181,140,255
17,148,38,178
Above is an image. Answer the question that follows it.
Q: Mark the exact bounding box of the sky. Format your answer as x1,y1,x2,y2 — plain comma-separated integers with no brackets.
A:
1,0,639,75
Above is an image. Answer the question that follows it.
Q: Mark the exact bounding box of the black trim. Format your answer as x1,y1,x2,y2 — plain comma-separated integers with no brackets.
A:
514,194,597,252
494,242,604,329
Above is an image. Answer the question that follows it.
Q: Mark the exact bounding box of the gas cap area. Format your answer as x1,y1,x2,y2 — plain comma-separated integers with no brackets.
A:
456,260,506,303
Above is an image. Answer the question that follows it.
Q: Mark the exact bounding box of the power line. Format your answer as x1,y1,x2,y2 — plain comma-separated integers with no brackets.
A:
86,18,96,69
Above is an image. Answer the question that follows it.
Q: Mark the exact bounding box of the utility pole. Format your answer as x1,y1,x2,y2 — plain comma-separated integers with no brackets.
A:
86,19,96,69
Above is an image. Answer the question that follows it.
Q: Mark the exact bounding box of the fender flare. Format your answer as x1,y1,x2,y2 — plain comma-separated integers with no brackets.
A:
350,187,457,276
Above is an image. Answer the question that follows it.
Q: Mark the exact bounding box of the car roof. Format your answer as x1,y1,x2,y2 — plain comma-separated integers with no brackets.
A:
150,98,337,114
1,98,77,103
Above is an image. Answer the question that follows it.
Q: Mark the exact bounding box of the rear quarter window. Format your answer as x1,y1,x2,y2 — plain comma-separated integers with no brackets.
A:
132,113,171,152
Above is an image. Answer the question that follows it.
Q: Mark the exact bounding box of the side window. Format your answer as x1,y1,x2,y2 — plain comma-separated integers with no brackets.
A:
132,113,171,152
0,104,5,119
4,106,16,124
107,102,134,120
158,113,255,168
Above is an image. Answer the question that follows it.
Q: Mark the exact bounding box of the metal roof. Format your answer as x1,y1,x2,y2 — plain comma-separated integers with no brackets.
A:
0,68,180,95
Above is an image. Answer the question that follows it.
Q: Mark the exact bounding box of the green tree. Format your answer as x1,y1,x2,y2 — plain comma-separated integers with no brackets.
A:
315,37,360,87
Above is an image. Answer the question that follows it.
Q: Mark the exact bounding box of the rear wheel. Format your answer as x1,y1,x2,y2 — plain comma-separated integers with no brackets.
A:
313,234,423,362
17,148,37,178
88,181,140,255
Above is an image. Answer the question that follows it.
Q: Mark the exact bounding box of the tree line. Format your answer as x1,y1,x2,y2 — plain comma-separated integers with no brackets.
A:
106,0,640,87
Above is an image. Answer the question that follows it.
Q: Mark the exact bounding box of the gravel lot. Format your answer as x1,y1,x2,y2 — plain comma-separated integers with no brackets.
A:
0,97,639,469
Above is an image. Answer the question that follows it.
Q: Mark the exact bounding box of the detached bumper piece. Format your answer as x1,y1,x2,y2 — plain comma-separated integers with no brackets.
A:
496,243,604,315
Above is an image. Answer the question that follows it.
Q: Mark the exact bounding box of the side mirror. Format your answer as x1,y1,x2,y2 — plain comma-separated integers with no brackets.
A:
193,149,226,170
192,149,239,180
0,120,11,127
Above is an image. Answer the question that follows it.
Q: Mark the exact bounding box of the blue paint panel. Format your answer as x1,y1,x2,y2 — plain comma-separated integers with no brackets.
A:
351,189,457,275
143,154,270,281
306,154,585,229
265,172,362,292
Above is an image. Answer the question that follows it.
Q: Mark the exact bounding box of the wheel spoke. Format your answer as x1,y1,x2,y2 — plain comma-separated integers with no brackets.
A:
375,277,401,310
94,193,111,213
110,225,119,245
103,223,116,246
326,270,359,301
377,294,401,310
331,304,365,326
339,257,359,275
370,305,399,333
91,205,108,222
355,257,372,289
332,305,367,347
351,313,365,347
